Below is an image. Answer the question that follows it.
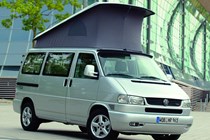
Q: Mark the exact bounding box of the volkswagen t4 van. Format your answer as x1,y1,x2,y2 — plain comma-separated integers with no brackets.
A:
13,2,193,140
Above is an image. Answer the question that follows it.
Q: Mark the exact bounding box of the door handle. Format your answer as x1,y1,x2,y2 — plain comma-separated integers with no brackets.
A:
63,79,68,87
69,79,73,87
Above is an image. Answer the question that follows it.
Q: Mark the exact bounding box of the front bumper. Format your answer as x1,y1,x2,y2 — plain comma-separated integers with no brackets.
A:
109,111,193,135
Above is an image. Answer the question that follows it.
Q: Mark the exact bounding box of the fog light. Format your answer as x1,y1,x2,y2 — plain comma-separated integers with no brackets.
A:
129,122,144,127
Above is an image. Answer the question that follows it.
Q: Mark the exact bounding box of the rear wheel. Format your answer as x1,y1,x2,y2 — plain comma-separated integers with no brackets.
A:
87,109,119,140
21,102,40,131
152,134,181,140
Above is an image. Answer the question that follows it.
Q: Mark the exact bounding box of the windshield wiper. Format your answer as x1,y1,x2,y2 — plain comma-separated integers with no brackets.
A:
138,76,167,82
106,73,135,78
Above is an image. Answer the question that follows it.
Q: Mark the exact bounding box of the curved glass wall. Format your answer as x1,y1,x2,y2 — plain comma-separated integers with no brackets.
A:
206,28,210,80
134,0,210,82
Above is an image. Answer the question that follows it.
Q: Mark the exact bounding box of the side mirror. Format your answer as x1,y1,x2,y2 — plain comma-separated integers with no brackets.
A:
166,74,173,81
84,65,98,78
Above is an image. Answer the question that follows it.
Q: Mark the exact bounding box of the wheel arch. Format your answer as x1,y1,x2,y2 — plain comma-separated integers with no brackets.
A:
21,97,34,110
88,103,110,119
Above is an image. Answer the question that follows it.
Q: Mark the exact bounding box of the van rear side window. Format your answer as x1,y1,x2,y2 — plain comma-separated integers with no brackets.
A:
22,53,46,75
43,53,74,77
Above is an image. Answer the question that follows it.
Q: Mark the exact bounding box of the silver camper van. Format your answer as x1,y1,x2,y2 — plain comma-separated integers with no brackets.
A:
13,3,193,140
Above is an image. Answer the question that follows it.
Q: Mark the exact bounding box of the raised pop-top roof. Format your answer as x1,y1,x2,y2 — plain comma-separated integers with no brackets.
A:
34,2,154,52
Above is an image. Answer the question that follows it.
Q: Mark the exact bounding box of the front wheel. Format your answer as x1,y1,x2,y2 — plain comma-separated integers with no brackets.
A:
152,134,181,140
21,102,40,131
87,109,119,140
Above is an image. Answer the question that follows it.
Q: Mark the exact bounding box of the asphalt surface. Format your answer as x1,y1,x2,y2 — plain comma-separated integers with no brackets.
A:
0,101,210,140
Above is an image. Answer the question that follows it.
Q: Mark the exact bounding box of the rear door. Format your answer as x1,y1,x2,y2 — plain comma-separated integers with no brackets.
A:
37,52,74,122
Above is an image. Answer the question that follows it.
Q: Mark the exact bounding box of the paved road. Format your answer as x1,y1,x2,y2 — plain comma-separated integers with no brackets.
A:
0,102,210,140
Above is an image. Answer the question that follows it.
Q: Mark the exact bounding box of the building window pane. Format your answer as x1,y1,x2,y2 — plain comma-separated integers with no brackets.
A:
11,30,30,42
0,29,10,41
0,55,5,65
5,54,23,66
8,42,28,54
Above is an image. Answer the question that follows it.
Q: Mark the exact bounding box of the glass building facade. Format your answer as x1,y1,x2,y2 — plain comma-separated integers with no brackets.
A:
146,0,210,88
0,4,74,77
0,0,210,88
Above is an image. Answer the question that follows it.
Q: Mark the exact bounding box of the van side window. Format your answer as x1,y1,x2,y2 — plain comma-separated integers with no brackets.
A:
22,53,45,75
43,53,74,77
74,53,98,78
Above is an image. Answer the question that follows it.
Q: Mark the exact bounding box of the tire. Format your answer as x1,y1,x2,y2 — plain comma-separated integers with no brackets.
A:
21,102,40,131
152,134,181,140
87,109,119,140
79,126,87,133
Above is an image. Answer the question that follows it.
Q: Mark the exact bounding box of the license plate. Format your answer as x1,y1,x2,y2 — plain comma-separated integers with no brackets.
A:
156,117,179,124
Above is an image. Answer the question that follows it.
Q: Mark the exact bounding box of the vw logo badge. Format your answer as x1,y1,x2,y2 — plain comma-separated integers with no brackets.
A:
163,99,169,106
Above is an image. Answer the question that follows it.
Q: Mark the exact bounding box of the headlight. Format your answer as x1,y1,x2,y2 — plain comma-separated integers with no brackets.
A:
118,95,144,105
182,99,191,108
118,94,128,104
129,96,144,105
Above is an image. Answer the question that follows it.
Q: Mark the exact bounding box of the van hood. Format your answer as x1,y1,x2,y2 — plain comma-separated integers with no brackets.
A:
114,78,189,99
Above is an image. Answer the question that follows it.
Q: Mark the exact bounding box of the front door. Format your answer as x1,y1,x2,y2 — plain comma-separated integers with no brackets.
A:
66,53,99,125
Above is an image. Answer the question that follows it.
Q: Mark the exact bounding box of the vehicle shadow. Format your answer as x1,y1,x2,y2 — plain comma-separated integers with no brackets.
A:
37,129,147,140
37,129,88,139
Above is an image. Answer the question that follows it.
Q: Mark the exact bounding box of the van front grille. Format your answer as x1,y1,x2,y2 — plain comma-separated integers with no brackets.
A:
146,98,181,107
145,108,183,114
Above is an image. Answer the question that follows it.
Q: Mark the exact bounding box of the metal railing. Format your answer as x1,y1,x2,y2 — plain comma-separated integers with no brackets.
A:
0,77,16,99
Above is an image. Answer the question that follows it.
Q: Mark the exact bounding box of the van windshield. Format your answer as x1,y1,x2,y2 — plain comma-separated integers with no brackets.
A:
98,51,168,82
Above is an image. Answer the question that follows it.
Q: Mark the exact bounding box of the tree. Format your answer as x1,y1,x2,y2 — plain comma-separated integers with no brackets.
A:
0,0,81,47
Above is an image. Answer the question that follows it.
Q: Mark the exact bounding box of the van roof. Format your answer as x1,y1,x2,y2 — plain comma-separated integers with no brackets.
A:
28,48,152,58
33,2,154,52
29,47,98,52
